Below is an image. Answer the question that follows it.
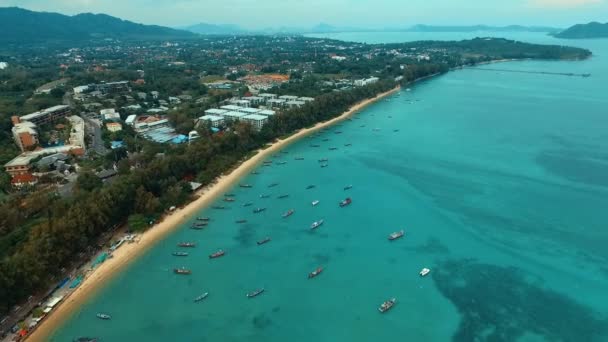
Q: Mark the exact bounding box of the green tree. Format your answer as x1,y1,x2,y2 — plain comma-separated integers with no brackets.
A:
76,171,102,192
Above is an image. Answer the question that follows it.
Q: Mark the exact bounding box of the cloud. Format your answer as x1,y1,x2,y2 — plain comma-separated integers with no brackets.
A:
526,0,602,8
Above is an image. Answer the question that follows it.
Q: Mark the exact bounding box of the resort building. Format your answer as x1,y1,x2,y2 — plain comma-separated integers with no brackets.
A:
278,95,299,101
228,99,251,108
257,109,276,117
221,111,247,121
197,115,224,128
242,114,268,131
354,77,379,87
204,108,228,116
11,121,38,152
4,145,84,176
17,105,71,125
237,107,261,115
267,99,286,109
285,100,306,109
259,93,277,102
220,105,243,112
245,96,264,106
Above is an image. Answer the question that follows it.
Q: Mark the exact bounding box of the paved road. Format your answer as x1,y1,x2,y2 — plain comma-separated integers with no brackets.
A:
85,117,108,155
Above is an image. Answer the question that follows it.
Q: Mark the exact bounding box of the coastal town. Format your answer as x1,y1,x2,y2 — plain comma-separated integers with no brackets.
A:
0,30,592,341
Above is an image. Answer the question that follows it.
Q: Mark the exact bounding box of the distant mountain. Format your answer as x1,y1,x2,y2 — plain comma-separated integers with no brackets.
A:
553,22,608,39
184,22,247,35
0,7,196,43
407,24,560,33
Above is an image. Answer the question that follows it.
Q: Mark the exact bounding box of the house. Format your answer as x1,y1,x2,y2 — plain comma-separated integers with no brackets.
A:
150,91,159,99
125,115,137,126
188,130,200,142
168,97,181,104
298,97,315,103
242,114,268,131
11,173,38,188
100,108,121,121
106,122,123,132
96,169,118,180
37,153,69,168
137,92,147,100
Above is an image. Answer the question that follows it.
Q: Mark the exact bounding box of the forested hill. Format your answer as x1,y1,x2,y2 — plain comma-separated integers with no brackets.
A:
553,22,608,39
0,7,197,43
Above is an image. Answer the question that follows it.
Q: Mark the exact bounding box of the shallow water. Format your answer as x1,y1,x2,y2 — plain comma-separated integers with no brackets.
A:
52,33,608,341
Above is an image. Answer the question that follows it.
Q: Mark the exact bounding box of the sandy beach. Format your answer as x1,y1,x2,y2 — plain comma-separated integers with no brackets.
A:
26,86,400,341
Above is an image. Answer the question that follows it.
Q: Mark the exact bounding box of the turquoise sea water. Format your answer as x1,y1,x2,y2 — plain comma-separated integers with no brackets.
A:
52,33,608,341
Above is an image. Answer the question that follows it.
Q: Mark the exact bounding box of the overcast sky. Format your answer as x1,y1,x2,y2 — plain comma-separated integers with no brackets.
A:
1,0,606,28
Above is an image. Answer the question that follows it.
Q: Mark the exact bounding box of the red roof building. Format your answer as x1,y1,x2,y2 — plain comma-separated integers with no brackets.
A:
11,173,38,187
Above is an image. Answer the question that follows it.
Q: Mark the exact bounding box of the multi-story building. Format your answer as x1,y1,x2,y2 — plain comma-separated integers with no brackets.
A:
11,121,38,152
242,114,268,131
197,115,224,128
17,105,71,125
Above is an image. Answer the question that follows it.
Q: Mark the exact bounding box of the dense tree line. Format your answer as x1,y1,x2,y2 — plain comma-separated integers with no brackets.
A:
0,78,396,315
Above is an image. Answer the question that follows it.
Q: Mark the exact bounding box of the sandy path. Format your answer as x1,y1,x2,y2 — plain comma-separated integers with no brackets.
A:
26,86,399,341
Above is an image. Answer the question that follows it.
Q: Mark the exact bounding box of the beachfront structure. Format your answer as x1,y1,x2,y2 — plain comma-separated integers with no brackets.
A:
257,109,276,117
100,108,121,121
354,77,380,87
11,121,38,152
16,105,71,125
197,114,224,128
267,99,286,109
242,114,268,131
204,108,228,116
228,99,251,108
285,100,306,109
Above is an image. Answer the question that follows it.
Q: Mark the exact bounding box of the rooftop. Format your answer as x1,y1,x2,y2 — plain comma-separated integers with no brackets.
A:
20,105,69,122
243,114,268,120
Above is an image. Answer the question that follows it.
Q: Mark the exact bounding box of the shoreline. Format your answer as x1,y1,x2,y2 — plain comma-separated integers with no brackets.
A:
26,86,401,341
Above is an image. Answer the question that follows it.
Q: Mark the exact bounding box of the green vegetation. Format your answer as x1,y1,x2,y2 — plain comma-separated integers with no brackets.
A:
0,7,196,43
553,22,608,39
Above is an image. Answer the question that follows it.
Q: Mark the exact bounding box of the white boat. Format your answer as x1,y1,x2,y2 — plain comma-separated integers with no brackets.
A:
310,219,324,230
420,268,431,277
312,200,320,206
194,292,209,302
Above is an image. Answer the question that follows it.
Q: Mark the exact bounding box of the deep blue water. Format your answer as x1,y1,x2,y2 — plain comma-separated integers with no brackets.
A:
51,32,608,341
